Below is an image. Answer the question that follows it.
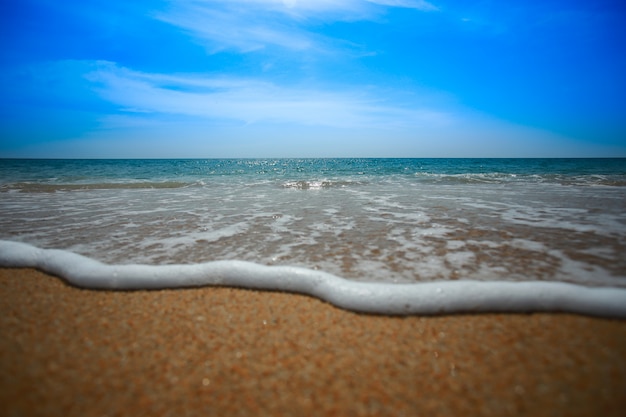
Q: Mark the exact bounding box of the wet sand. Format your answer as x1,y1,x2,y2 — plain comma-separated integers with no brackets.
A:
1,267,625,416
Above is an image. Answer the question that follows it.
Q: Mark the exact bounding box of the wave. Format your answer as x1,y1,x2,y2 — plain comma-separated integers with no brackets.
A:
1,240,625,318
412,172,626,186
281,180,365,190
0,181,195,193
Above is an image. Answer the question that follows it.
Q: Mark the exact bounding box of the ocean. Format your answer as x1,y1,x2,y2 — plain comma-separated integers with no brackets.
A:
1,158,625,316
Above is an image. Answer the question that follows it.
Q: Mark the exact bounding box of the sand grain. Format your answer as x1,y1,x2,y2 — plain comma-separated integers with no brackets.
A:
1,268,625,416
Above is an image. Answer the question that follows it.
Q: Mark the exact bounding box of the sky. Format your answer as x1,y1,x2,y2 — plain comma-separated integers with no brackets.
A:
1,0,625,158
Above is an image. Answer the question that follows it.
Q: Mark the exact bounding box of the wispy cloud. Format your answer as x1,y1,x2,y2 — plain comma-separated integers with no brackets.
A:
155,3,314,53
85,61,449,129
365,0,438,11
154,0,438,53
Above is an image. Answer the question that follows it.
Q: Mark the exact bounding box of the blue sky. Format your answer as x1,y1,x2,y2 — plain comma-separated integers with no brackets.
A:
1,0,625,158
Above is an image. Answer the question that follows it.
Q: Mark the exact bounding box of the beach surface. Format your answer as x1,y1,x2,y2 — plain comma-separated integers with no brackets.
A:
1,268,625,417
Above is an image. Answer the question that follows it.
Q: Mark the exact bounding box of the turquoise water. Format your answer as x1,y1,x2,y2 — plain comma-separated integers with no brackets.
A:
1,158,625,287
1,158,625,188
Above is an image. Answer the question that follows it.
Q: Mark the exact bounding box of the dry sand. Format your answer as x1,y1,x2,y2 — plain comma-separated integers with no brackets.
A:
1,267,625,417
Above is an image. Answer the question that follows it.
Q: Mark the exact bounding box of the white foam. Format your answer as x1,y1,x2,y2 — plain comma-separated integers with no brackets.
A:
445,251,476,269
501,207,600,233
411,224,454,238
446,240,466,250
1,240,625,318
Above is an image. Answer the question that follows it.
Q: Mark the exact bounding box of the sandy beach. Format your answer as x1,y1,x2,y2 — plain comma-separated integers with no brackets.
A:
1,267,625,416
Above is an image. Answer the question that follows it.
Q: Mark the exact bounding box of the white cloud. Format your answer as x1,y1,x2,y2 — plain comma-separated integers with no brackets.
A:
154,0,438,53
155,3,314,53
9,58,589,158
187,0,438,14
365,0,438,11
85,61,450,129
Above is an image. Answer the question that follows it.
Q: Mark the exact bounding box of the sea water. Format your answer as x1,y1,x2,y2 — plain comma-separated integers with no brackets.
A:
1,158,625,316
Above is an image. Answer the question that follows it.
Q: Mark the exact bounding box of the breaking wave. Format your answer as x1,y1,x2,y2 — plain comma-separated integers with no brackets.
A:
281,180,365,190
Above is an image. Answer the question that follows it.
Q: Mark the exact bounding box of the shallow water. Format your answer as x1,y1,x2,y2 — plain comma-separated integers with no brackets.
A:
1,158,625,287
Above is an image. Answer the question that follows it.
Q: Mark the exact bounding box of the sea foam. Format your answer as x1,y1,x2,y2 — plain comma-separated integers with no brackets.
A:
1,240,625,318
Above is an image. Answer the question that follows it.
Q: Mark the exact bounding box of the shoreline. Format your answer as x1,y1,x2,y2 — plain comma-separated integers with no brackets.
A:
1,267,625,416
2,240,626,318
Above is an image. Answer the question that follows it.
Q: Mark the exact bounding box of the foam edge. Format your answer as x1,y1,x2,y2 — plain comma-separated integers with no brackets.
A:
1,240,625,318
